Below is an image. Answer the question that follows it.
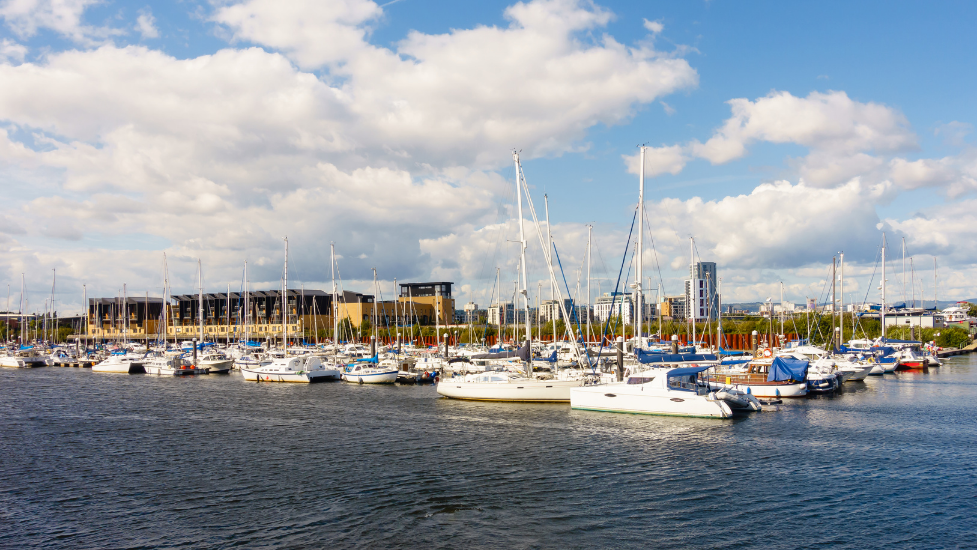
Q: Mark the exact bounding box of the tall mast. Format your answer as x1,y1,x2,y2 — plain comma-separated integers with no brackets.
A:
934,257,938,311
50,269,56,343
689,237,695,348
902,237,907,305
780,281,785,340
840,251,845,343
226,282,230,346
162,254,168,348
330,243,337,349
881,233,887,342
393,277,398,351
717,278,723,349
496,267,500,340
514,151,531,373
282,236,288,349
636,146,645,350
545,193,554,343
198,259,203,345
83,283,87,349
832,255,836,348
123,283,128,346
244,259,249,346
372,268,378,346
587,224,592,345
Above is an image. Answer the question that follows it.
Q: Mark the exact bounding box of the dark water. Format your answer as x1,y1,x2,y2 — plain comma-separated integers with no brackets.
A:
3,357,977,549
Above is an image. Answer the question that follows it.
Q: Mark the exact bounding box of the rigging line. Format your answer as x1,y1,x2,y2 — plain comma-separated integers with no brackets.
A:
593,209,638,374
552,240,591,367
641,207,666,294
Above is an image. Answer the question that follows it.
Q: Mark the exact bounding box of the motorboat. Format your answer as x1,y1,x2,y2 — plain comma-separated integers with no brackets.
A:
570,366,734,418
437,371,583,402
707,358,808,398
242,355,340,383
143,354,207,376
199,350,233,374
92,354,145,374
0,355,27,368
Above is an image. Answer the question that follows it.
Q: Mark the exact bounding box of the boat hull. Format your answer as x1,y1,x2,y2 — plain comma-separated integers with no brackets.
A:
343,370,399,384
437,379,581,402
570,384,732,418
242,368,340,383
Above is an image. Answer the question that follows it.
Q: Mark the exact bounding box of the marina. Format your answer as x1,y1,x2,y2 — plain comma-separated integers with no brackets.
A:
2,353,976,549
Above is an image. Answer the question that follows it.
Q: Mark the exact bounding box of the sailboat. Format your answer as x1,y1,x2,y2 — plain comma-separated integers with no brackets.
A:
436,152,583,402
241,237,340,383
144,255,207,376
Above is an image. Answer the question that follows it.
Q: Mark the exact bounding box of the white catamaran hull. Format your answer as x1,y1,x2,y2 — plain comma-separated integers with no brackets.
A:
570,384,733,418
437,379,581,402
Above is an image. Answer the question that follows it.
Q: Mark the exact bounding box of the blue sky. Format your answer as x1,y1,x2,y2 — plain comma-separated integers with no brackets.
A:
1,0,975,311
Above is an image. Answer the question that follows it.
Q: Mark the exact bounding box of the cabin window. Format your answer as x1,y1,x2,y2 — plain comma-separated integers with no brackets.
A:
667,374,697,391
627,376,655,385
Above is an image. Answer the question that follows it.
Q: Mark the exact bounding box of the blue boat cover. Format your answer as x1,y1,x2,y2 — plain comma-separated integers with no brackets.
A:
637,349,718,363
473,341,530,361
767,357,809,382
870,346,896,357
543,349,557,363
666,365,713,377
355,355,379,363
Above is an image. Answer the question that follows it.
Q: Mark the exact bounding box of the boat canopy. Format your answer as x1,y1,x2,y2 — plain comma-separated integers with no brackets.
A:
355,355,379,363
767,357,809,382
870,346,897,357
883,339,921,345
636,349,718,363
665,365,713,377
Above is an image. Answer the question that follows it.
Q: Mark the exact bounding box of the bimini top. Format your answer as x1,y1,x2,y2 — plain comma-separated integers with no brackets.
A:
665,365,713,377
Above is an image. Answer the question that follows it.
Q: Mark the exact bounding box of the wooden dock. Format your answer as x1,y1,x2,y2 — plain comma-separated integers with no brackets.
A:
937,342,977,358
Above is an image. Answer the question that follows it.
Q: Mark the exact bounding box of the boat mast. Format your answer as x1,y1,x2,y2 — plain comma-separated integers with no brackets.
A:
902,237,907,306
636,146,645,350
394,277,398,352
123,283,128,346
496,267,500,344
934,257,938,311
689,237,695,348
514,151,531,374
198,259,203,346
832,255,836,349
717,278,723,349
50,269,56,343
881,234,887,342
82,283,87,350
587,224,592,345
162,254,168,348
840,251,845,344
330,243,337,351
226,282,230,346
282,236,288,349
372,268,378,349
244,259,249,347
545,193,554,344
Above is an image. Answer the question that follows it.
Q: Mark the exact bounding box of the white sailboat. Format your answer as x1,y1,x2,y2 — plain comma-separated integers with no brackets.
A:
436,151,583,402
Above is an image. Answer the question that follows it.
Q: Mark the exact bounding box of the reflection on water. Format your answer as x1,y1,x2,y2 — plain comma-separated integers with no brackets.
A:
2,355,976,548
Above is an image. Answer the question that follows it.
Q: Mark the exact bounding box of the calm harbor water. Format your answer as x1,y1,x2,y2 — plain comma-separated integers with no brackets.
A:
3,357,977,549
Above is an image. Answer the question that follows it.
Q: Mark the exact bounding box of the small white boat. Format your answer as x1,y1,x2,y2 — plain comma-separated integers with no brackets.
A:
199,351,233,374
570,366,734,418
242,355,340,383
0,355,27,368
437,371,583,401
343,363,399,384
92,355,145,374
144,355,207,376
